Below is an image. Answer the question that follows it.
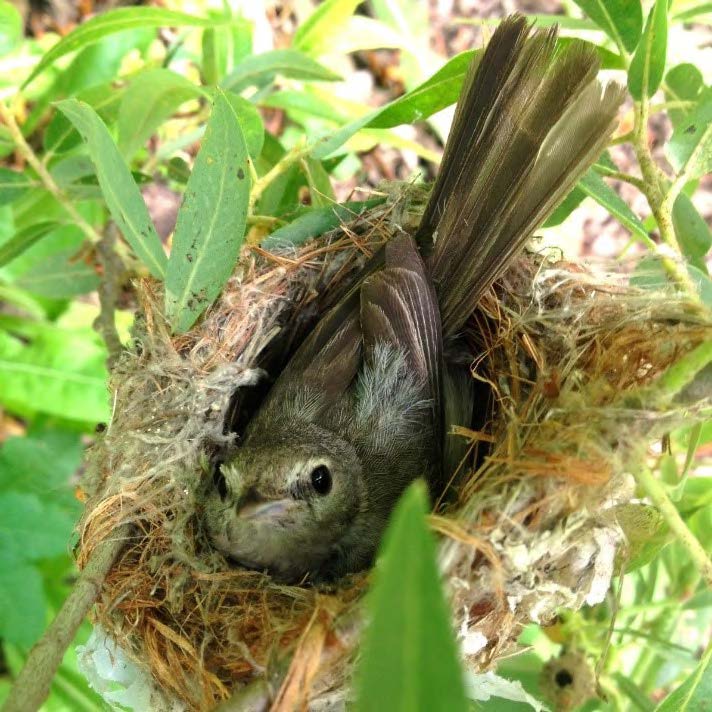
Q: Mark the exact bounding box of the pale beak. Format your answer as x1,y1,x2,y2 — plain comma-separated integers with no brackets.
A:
237,499,295,521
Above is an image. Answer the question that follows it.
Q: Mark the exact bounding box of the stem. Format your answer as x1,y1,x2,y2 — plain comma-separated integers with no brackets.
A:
629,340,712,409
0,101,103,246
248,141,311,213
1,524,133,712
635,467,712,590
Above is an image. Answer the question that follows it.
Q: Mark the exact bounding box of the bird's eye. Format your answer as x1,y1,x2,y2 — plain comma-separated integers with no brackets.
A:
310,465,332,496
212,462,229,500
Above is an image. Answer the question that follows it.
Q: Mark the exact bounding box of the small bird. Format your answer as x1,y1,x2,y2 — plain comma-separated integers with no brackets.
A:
203,16,624,583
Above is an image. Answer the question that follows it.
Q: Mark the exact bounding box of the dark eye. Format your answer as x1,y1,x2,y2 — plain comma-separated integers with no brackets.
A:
212,462,228,500
310,465,332,496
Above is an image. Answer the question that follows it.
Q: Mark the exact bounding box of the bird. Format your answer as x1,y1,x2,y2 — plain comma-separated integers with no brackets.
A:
202,15,625,583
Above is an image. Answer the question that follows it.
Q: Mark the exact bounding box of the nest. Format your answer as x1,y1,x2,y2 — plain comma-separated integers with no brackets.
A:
77,186,710,711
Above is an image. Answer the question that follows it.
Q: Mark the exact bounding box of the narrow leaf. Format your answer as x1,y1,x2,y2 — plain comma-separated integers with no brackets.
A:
261,199,383,250
664,64,704,127
293,0,362,55
355,481,468,712
368,50,476,128
118,68,204,159
672,191,712,266
654,643,712,711
667,92,712,180
0,222,58,268
221,49,341,93
24,7,229,86
578,170,651,243
628,0,668,101
572,0,643,53
223,91,265,160
56,99,167,279
311,50,476,159
165,90,250,333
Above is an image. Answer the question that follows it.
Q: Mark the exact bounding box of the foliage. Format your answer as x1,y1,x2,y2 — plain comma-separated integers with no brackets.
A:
0,0,709,709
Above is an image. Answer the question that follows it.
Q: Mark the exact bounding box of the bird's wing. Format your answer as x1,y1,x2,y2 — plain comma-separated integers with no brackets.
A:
360,233,443,452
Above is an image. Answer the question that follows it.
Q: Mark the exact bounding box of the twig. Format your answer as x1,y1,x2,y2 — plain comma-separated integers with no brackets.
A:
1,525,133,712
634,467,712,590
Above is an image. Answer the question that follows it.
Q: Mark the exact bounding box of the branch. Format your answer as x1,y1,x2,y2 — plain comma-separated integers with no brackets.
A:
94,225,125,369
1,525,133,712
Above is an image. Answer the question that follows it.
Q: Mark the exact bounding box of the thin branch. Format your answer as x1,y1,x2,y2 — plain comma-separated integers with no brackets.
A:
634,467,712,590
1,525,133,712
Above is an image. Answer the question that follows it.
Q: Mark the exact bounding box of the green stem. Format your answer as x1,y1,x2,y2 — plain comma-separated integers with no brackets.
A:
635,466,712,590
248,141,311,213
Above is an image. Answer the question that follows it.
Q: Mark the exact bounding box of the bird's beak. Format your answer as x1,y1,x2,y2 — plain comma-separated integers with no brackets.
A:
237,499,295,521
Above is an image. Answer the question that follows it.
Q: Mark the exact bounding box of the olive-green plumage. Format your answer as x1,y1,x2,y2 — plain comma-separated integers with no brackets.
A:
203,16,624,582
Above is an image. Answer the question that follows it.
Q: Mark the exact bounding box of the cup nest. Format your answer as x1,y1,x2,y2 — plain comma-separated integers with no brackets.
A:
76,185,710,710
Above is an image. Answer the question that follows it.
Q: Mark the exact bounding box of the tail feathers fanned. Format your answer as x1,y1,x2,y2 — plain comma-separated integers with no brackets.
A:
419,15,625,336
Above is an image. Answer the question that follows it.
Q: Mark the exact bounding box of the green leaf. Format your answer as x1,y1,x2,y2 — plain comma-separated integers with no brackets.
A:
672,191,712,267
24,7,229,87
0,562,45,648
355,481,468,712
262,199,384,250
0,324,109,423
293,0,363,55
0,168,35,207
0,0,22,56
118,68,204,159
201,18,253,84
628,0,668,101
302,157,334,207
612,673,655,712
0,492,75,562
311,50,476,159
543,186,586,227
571,1,643,53
56,99,167,279
222,49,341,93
165,90,250,333
261,89,346,123
667,92,712,180
223,91,265,161
44,82,124,156
15,251,100,298
368,50,477,128
0,222,58,268
655,643,712,711
578,170,651,244
612,503,671,571
52,29,154,101
664,63,704,127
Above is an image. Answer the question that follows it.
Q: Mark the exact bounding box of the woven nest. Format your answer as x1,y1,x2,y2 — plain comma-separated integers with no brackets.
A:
77,185,709,711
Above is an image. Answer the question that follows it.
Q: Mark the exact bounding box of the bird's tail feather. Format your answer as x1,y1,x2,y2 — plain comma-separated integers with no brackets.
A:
419,15,625,336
